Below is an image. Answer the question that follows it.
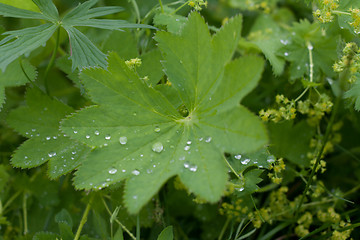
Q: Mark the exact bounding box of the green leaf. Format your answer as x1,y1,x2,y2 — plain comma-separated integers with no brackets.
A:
0,2,44,19
268,120,314,167
153,8,187,34
247,14,287,75
157,226,173,240
137,49,164,86
280,20,338,80
0,23,58,71
55,209,74,240
7,88,90,179
344,74,360,111
0,0,39,12
63,26,107,70
61,13,267,214
32,0,59,21
0,59,36,109
101,30,138,59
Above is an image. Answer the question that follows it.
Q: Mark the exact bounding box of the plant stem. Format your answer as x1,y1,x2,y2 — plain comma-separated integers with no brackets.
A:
130,0,141,24
136,214,140,240
101,197,136,240
43,27,60,95
159,0,164,13
172,1,189,14
22,193,28,235
74,194,94,240
307,41,314,83
218,217,231,240
294,92,341,218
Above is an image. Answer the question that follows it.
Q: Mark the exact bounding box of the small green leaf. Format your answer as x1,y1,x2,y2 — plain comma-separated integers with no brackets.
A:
153,8,187,33
137,49,164,86
268,121,314,166
0,59,36,109
157,226,173,240
7,88,91,178
344,75,360,111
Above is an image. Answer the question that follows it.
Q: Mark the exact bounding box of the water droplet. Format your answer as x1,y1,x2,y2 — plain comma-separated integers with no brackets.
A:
186,140,192,145
72,151,76,155
267,156,275,163
154,126,161,133
122,169,126,173
146,169,152,174
235,154,242,160
46,136,51,140
119,136,128,145
199,137,203,141
184,145,190,151
108,168,117,174
184,162,190,168
238,187,244,192
284,52,289,56
24,156,28,159
74,130,78,134
85,135,90,139
297,66,301,70
132,169,140,175
133,195,138,199
48,152,56,158
94,130,100,135
205,136,212,143
179,156,185,161
241,159,250,165
53,136,57,139
152,142,163,153
280,39,288,45
189,165,198,172
105,134,111,140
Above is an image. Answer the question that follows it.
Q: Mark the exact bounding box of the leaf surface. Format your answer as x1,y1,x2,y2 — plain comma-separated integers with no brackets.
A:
61,12,267,213
0,60,36,109
7,88,90,179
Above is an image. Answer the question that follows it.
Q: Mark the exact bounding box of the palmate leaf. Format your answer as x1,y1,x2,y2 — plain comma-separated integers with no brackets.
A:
61,12,267,213
344,74,360,111
0,0,155,71
7,88,91,179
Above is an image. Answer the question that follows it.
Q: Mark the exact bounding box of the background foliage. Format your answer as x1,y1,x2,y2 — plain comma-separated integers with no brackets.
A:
0,0,359,239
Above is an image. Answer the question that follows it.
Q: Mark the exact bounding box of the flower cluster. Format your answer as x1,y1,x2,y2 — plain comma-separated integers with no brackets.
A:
259,94,296,122
333,42,360,83
350,8,360,33
125,58,142,70
295,212,313,237
219,199,249,222
313,0,339,23
188,0,208,11
267,158,286,184
297,93,333,126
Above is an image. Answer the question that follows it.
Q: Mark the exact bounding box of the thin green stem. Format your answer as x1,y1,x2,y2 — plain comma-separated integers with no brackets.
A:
43,27,60,95
74,194,94,240
136,214,140,240
332,10,351,16
294,87,309,102
22,193,28,235
224,157,243,181
218,217,231,240
307,41,314,83
159,0,164,13
172,1,189,14
3,190,22,213
19,59,33,84
101,197,136,240
294,93,342,218
130,0,141,24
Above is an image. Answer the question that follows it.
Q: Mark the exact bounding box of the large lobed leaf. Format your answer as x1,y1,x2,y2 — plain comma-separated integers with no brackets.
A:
61,12,267,213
